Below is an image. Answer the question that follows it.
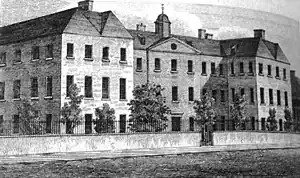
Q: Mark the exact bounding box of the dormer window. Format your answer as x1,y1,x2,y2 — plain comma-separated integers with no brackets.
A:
138,34,146,45
230,44,239,56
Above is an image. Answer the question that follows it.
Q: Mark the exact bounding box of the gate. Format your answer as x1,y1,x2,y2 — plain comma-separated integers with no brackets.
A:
201,124,213,146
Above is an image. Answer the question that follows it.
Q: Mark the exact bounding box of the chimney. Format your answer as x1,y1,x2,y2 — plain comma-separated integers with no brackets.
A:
254,29,265,39
205,33,213,40
78,0,93,11
198,29,206,39
136,23,146,31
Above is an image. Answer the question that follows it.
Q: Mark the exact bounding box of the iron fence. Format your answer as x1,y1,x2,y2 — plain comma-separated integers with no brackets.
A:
0,119,296,137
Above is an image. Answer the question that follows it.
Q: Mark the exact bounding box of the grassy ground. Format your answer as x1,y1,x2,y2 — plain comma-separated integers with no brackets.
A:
1,149,300,177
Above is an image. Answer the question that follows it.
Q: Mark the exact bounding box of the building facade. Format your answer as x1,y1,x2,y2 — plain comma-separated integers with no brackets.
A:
0,0,292,134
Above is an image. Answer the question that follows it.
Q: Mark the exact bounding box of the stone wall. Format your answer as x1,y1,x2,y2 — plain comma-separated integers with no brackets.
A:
0,132,201,156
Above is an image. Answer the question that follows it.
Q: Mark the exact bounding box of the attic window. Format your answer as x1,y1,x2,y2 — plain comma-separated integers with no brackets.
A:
138,34,146,45
171,43,177,50
230,44,239,56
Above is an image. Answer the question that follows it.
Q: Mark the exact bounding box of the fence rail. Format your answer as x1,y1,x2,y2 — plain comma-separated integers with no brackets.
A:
0,119,296,136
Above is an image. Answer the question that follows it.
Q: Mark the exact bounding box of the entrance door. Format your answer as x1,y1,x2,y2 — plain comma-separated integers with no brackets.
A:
120,115,126,133
201,124,213,146
171,117,181,131
85,114,92,134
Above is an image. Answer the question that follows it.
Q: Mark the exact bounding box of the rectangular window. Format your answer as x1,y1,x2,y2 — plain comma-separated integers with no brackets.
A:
240,62,244,74
0,82,4,100
277,90,281,106
0,115,3,133
85,114,92,134
248,62,253,74
155,58,161,71
251,117,256,130
46,114,52,134
219,64,224,75
67,43,74,57
13,115,19,134
250,88,254,104
31,77,38,98
66,75,74,97
220,90,225,103
102,47,109,60
261,118,266,131
276,66,280,78
267,65,272,76
46,76,53,97
202,88,207,96
212,90,217,101
120,48,126,62
84,76,93,98
240,88,245,96
285,91,288,106
188,60,193,73
32,46,39,60
279,119,283,131
171,117,181,131
283,69,287,80
189,117,194,131
15,49,21,63
188,87,194,101
269,89,273,105
221,116,225,131
120,115,126,133
120,78,126,100
260,88,265,104
136,58,142,71
202,62,207,75
231,62,234,75
171,59,177,72
102,77,110,99
0,52,6,65
46,44,53,59
211,62,216,75
85,45,92,59
231,88,235,102
172,86,178,101
259,63,263,75
13,80,21,99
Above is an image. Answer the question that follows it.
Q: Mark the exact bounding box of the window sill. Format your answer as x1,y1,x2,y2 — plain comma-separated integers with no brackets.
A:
154,69,161,73
31,97,39,100
229,74,235,77
44,96,53,100
210,73,217,77
119,61,127,64
219,74,225,77
84,97,94,100
239,73,245,76
13,61,22,65
66,56,75,60
13,98,21,101
188,101,194,104
31,59,39,62
0,64,6,67
170,70,178,74
283,78,287,81
46,57,53,61
172,101,179,104
187,72,195,75
249,102,255,105
84,58,93,61
102,58,110,63
101,98,111,101
260,103,266,106
267,75,272,78
201,73,207,76
269,103,274,106
258,73,264,76
119,99,128,102
275,76,281,80
248,73,254,76
136,69,143,72
0,99,6,102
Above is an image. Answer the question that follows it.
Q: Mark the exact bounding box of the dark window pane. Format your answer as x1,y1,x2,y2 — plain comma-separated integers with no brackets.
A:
259,63,263,74
260,88,265,104
85,45,92,58
15,49,21,63
211,62,216,74
120,115,126,133
189,117,194,131
66,75,74,97
84,76,93,98
172,117,181,131
103,47,109,59
32,46,39,60
212,90,217,101
249,62,253,73
120,48,126,61
0,52,6,64
268,65,272,76
240,88,245,96
120,78,126,100
250,88,254,103
31,77,38,98
231,62,234,74
188,60,193,72
188,87,194,101
171,59,177,72
240,62,244,73
261,118,266,131
46,44,53,58
269,89,273,105
46,114,52,133
13,115,19,134
285,91,288,106
231,88,235,102
219,64,224,75
276,67,280,77
136,58,142,71
67,43,74,57
283,69,287,79
0,115,3,133
0,82,4,100
85,114,92,134
13,80,21,99
155,58,161,70
277,90,281,105
202,62,206,74
221,90,225,102
46,76,52,97
172,86,178,101
102,77,110,99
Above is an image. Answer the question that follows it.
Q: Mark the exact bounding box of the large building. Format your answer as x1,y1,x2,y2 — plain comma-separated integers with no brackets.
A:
0,0,292,134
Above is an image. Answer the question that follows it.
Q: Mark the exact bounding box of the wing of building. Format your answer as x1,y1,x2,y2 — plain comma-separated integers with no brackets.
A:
0,0,292,134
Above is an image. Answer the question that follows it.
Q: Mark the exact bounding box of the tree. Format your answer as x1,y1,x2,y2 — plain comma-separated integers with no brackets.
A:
284,108,293,132
61,84,84,134
230,93,247,130
266,108,278,131
193,93,216,131
128,83,170,132
17,99,44,135
94,103,116,133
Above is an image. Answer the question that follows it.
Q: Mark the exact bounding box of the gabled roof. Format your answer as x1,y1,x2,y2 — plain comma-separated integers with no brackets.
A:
0,8,132,45
220,38,260,57
0,8,78,45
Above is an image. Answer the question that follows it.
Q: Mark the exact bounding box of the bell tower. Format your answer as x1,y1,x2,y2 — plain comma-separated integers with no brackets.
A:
154,4,171,38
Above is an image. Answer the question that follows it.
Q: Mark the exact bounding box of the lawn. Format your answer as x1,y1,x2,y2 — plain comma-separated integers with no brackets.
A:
1,149,300,177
